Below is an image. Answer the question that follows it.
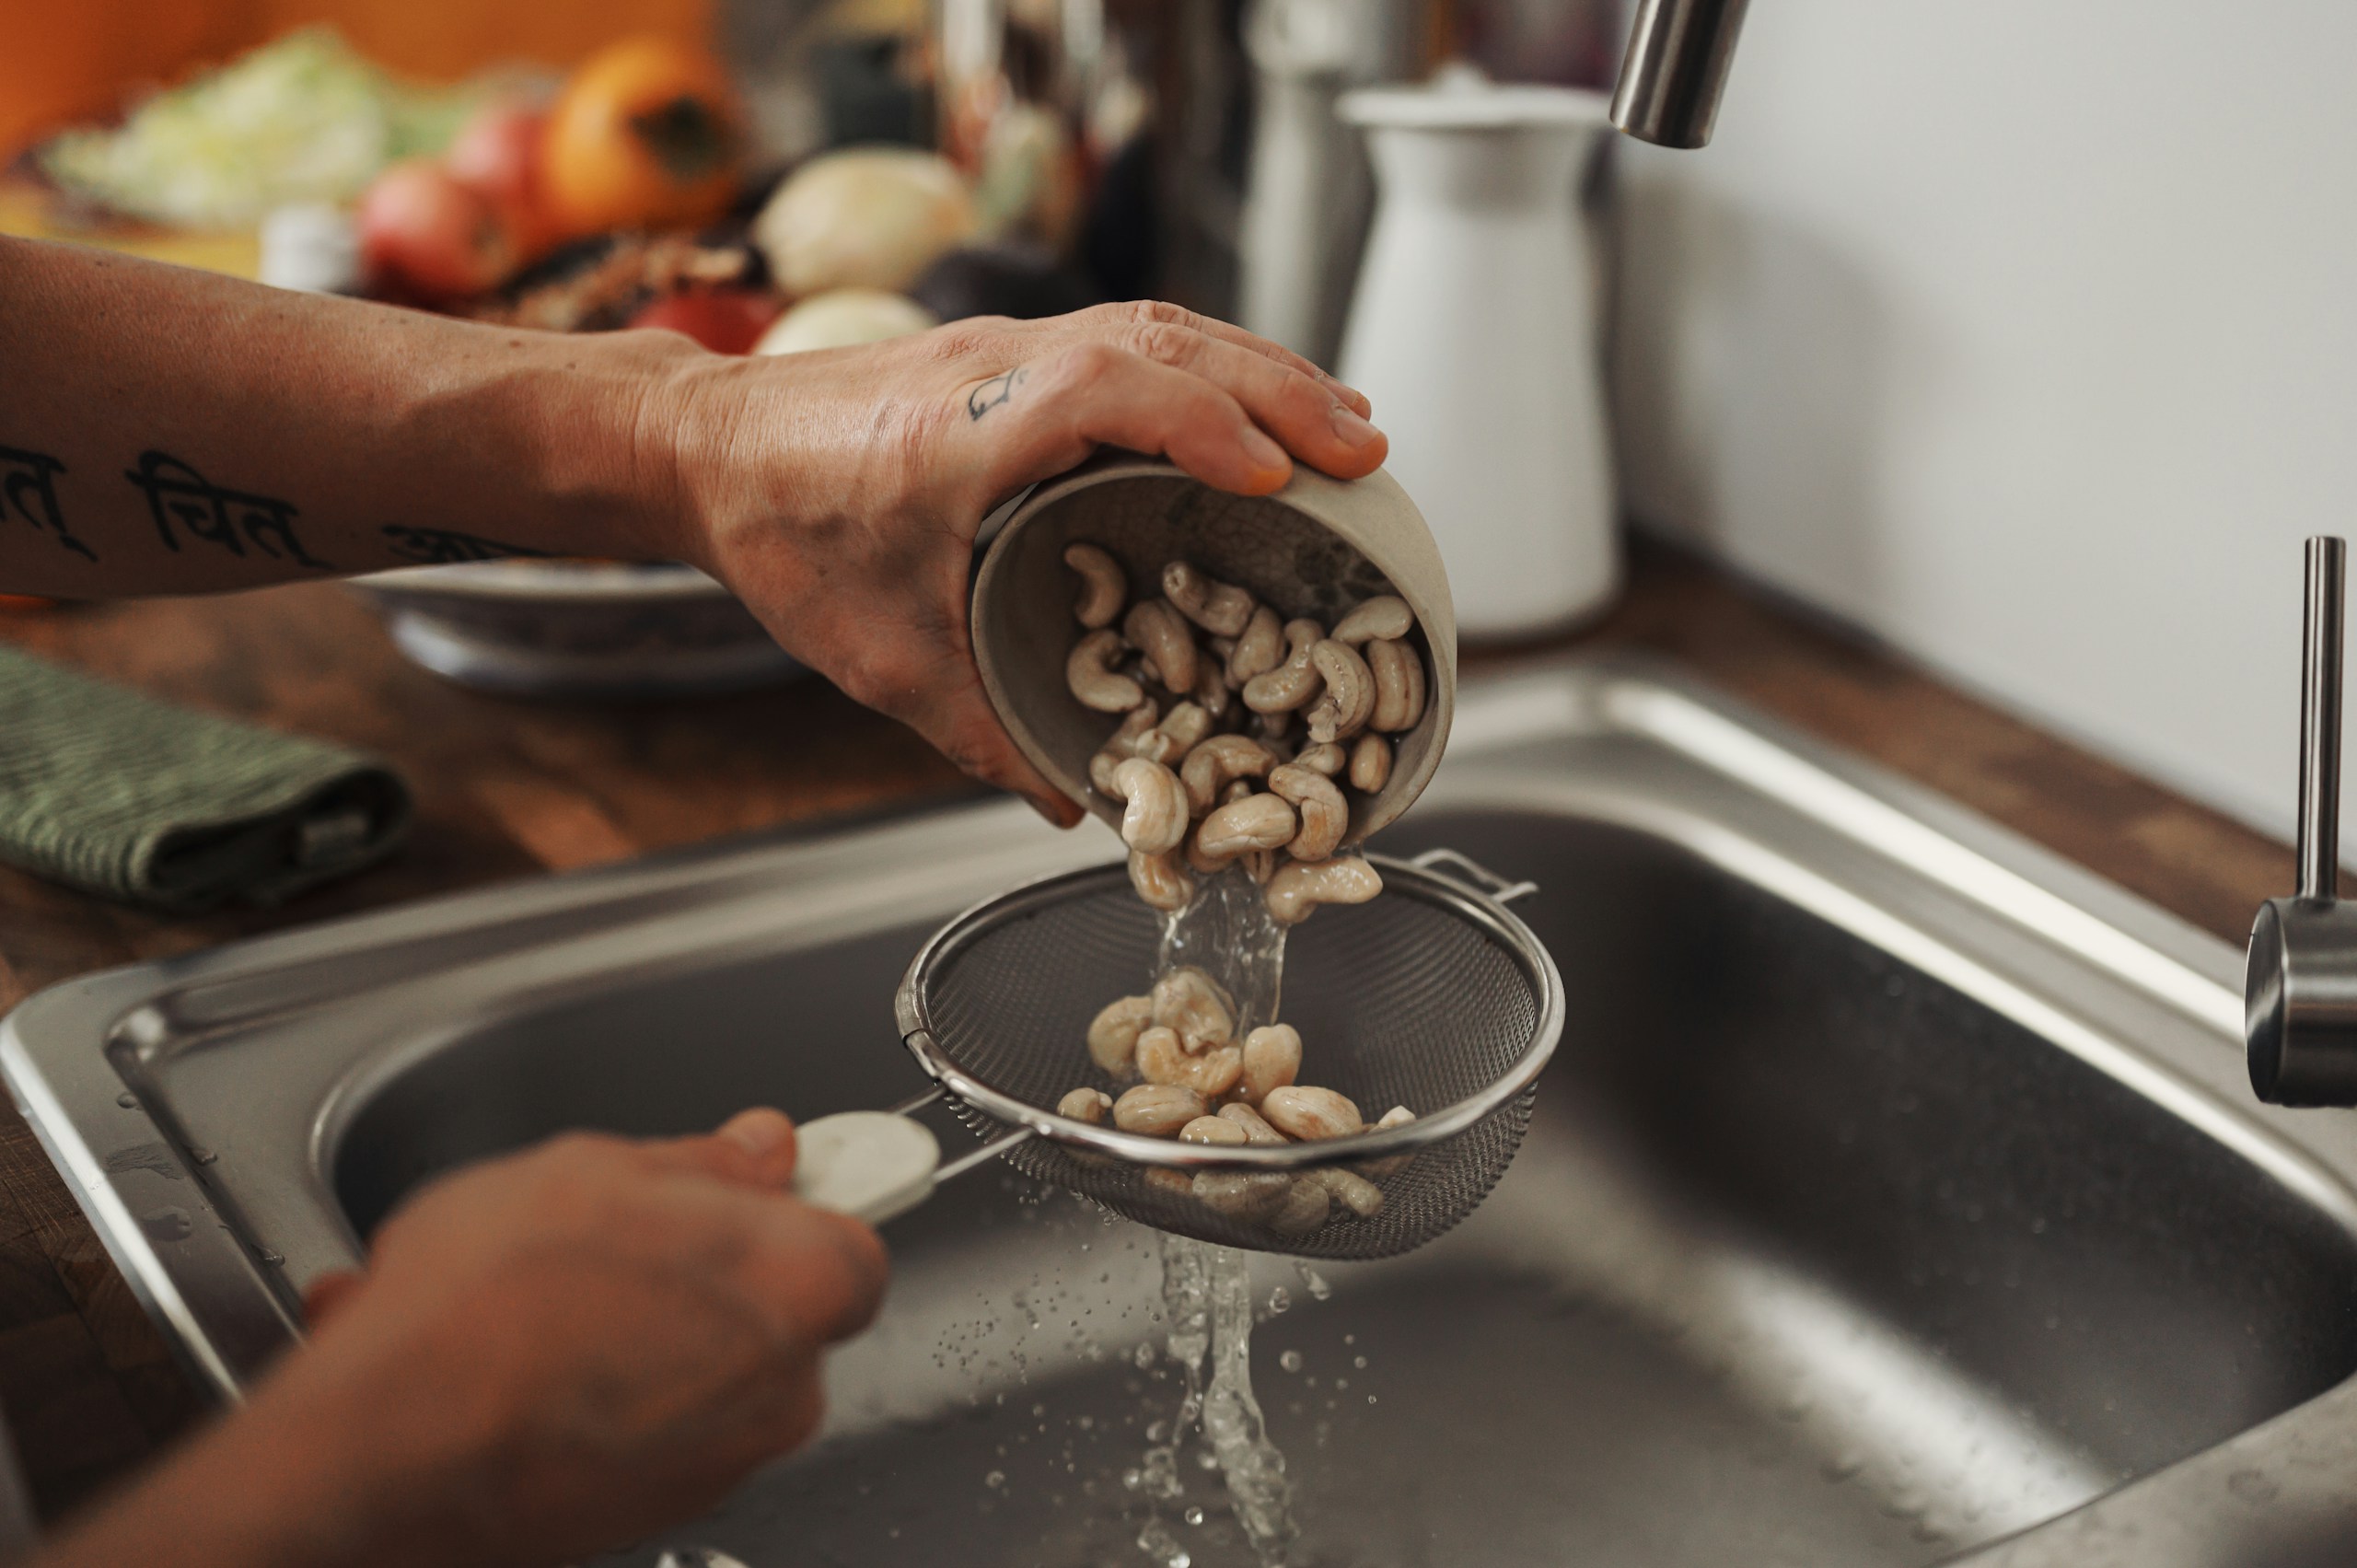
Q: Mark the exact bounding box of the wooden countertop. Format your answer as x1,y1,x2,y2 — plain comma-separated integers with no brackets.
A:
0,539,2290,1526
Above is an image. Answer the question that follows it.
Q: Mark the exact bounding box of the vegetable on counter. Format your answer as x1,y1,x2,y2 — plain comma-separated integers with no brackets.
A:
751,147,979,298
628,287,780,354
753,288,938,356
541,37,747,243
358,159,515,302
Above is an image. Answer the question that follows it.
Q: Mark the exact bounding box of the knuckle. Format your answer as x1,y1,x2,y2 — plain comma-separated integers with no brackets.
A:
1127,299,1196,330
1126,321,1201,367
1055,340,1132,385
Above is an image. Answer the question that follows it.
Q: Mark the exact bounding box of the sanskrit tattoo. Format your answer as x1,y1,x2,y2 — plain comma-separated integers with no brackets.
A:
123,450,331,570
967,367,1026,422
381,526,551,565
0,445,96,562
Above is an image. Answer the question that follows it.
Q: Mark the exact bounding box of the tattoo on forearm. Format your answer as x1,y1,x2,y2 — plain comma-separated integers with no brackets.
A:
124,450,331,570
0,445,97,562
967,368,1027,422
381,526,551,565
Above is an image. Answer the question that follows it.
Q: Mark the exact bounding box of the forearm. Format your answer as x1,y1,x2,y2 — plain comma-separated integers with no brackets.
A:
0,236,705,597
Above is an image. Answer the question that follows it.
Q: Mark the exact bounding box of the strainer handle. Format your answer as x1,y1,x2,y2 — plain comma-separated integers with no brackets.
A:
790,1091,1036,1224
1409,846,1539,905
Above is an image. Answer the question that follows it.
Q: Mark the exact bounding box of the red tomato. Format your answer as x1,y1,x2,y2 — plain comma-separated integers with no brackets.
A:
446,101,554,261
626,289,779,354
359,160,515,302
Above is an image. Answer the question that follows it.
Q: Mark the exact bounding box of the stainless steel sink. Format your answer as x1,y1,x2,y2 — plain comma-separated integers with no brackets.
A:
10,656,2357,1567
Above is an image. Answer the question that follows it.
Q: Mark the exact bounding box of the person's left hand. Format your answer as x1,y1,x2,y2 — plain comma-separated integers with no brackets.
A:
651,302,1388,826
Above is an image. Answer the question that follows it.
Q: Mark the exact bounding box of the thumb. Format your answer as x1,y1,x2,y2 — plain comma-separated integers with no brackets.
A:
644,1108,802,1191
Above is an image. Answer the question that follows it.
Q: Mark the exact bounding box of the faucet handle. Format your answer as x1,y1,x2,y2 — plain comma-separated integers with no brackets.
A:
2248,535,2357,1105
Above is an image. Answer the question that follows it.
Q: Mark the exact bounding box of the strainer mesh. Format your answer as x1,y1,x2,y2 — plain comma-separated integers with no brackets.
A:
917,865,1546,1259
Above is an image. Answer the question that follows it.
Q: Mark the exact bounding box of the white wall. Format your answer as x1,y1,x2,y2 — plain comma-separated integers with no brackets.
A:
1611,0,2357,845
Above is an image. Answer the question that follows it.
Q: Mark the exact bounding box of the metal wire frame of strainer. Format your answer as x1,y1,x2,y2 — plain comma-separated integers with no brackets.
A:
891,849,1564,1260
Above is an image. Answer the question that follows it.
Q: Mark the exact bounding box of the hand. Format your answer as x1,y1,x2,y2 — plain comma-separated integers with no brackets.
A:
34,1109,886,1568
656,302,1390,825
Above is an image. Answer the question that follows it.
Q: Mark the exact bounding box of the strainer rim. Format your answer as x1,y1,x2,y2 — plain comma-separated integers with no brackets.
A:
893,853,1564,1169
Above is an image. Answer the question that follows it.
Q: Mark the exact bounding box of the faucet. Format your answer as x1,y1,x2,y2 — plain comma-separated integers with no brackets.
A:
2247,538,2357,1105
1609,0,1751,149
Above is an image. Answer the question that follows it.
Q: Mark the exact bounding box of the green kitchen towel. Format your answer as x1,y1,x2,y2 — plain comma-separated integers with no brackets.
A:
0,645,411,912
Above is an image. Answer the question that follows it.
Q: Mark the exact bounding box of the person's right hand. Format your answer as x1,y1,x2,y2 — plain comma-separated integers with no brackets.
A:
36,1109,886,1568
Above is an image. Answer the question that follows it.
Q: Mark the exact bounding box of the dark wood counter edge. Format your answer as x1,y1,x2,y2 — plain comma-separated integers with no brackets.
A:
0,537,2291,1528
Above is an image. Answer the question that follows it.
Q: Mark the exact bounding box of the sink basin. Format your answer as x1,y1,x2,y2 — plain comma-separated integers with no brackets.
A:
11,656,2357,1567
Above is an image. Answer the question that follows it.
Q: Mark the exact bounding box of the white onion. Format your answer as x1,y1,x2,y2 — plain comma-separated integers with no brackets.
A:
752,148,980,296
753,288,939,356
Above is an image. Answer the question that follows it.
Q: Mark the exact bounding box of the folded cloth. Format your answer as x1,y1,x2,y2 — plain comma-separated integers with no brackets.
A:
0,645,411,912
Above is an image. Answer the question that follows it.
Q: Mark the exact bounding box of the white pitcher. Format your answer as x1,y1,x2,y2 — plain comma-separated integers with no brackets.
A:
1337,79,1617,639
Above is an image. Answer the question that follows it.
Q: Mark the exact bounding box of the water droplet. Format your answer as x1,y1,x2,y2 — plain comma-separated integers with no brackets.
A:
1267,1286,1291,1314
1279,1350,1304,1373
1353,1354,1367,1369
1297,1263,1333,1301
1366,1394,1377,1405
1183,1506,1205,1525
984,1469,1005,1489
115,1092,137,1109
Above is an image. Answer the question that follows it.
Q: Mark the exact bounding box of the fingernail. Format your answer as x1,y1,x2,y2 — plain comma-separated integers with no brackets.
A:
1331,401,1381,447
1242,426,1290,472
1321,373,1371,414
720,1108,795,1161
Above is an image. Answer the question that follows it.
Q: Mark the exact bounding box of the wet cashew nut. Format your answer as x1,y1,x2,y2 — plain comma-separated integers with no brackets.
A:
1192,1171,1294,1221
1360,1103,1418,1176
1267,763,1347,862
1240,1024,1302,1105
1180,734,1277,815
1113,1083,1210,1135
1332,595,1413,645
1226,605,1284,686
1265,855,1384,925
1295,742,1346,777
1144,1166,1195,1196
1089,703,1163,793
1130,702,1213,770
1193,794,1297,866
1365,637,1425,734
1261,1085,1364,1141
1191,655,1233,720
1151,966,1237,1050
1065,542,1128,629
1069,629,1145,714
1086,994,1154,1075
1139,1027,1247,1097
1059,1086,1115,1123
1218,1101,1291,1145
1129,849,1194,912
1123,599,1198,697
1305,639,1376,745
1241,620,1326,713
1349,733,1392,794
1308,1166,1386,1217
1179,1114,1249,1146
1271,1177,1333,1236
1162,562,1256,638
1110,758,1188,854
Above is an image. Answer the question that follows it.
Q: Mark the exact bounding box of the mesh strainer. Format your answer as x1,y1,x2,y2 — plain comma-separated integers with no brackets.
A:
790,848,1562,1261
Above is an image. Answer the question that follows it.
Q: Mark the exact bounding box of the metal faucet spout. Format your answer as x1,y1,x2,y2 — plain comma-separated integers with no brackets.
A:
1609,0,1751,149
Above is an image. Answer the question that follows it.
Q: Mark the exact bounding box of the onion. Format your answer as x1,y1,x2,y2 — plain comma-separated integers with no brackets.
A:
753,289,940,356
752,149,980,296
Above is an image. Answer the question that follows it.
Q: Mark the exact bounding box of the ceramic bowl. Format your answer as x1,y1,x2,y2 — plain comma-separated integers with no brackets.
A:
971,454,1456,842
352,562,801,698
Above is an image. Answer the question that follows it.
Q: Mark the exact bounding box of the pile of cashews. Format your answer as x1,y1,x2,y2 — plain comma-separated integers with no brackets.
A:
1061,542,1429,923
1058,966,1417,1237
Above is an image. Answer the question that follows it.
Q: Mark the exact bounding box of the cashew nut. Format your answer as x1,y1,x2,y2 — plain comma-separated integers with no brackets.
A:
1225,605,1283,686
1089,703,1163,792
1129,849,1194,912
1068,629,1145,713
1059,1086,1115,1123
1261,1085,1363,1141
1123,599,1197,697
1144,1166,1195,1197
1129,701,1212,769
1240,1024,1301,1105
1162,561,1256,638
1191,654,1233,720
1305,639,1376,744
1251,707,1295,746
1151,966,1236,1050
1180,734,1276,814
1179,1114,1248,1146
1064,542,1128,629
1365,637,1425,734
1244,849,1278,885
1217,1101,1290,1145
1374,1104,1417,1132
1138,1027,1246,1097
1348,732,1392,794
1265,854,1383,925
1241,620,1326,713
1308,1166,1386,1217
1294,741,1346,777
1332,595,1413,645
1086,994,1154,1075
1267,762,1346,862
1110,757,1187,854
1359,1103,1418,1176
1271,1177,1333,1236
1193,794,1297,866
1114,1083,1209,1135
1192,1170,1293,1220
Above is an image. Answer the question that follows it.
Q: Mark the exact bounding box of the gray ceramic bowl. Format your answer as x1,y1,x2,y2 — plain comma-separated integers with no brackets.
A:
353,562,801,698
971,455,1457,842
